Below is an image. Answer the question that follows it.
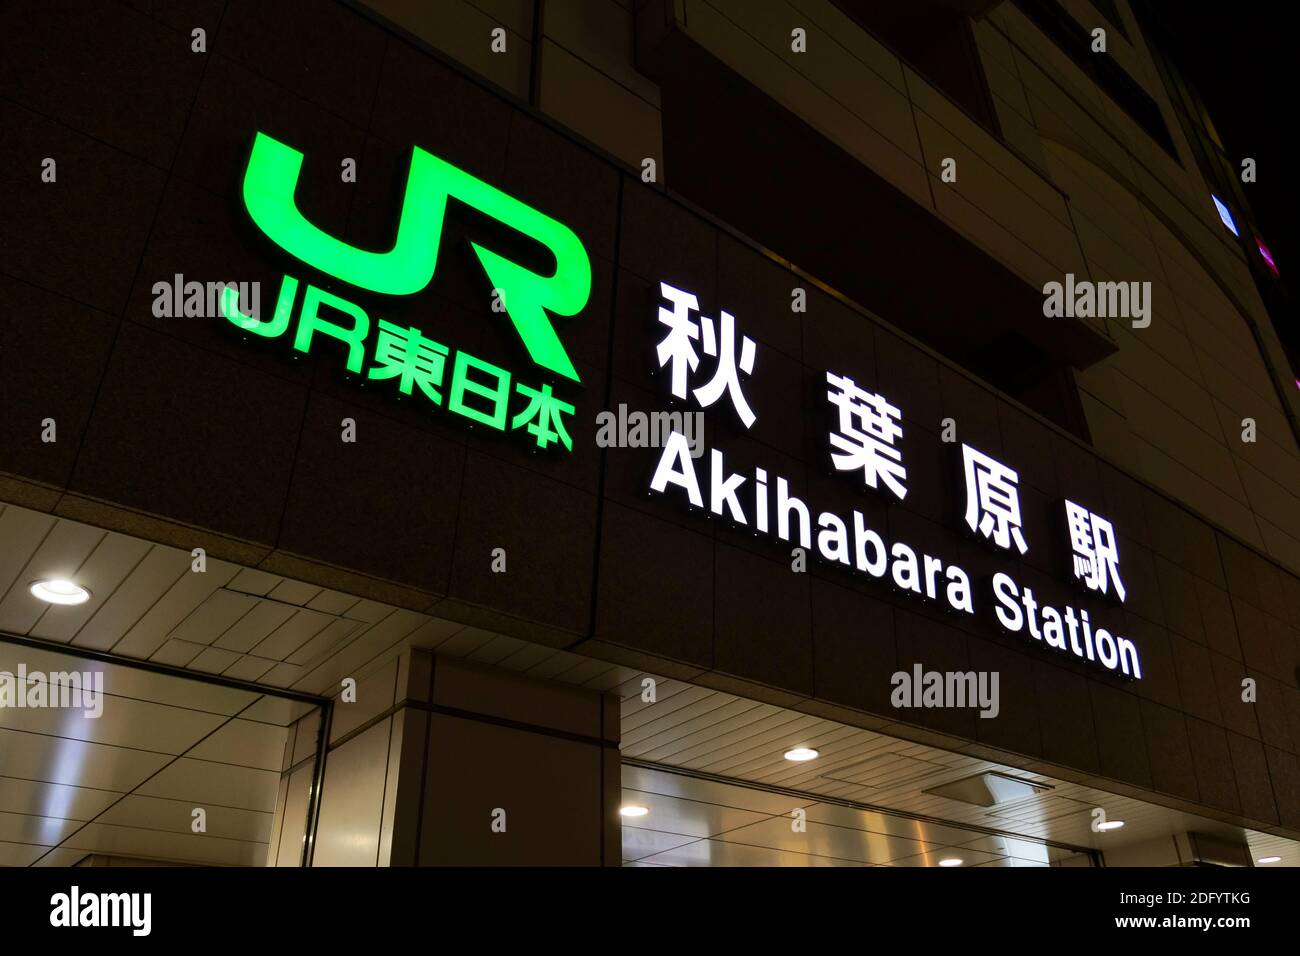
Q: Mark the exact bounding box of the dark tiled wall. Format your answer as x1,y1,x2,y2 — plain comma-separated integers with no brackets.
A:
3,0,1299,833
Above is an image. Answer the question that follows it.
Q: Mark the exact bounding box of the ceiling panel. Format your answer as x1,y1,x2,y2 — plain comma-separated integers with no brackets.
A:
888,845,1006,867
630,698,783,759
0,778,119,822
226,568,281,597
540,656,613,686
55,822,265,866
98,794,274,844
293,609,430,695
0,689,225,755
818,752,954,789
801,801,987,846
305,589,362,616
0,841,45,867
1,641,257,715
1247,832,1300,868
496,641,569,674
466,634,532,667
238,695,317,727
0,507,57,595
339,599,392,623
641,839,870,867
621,826,699,862
135,758,281,813
622,683,724,734
209,600,297,655
285,618,362,666
149,639,203,667
619,788,772,839
29,847,91,867
222,656,277,683
0,727,170,792
413,623,495,660
987,794,1098,825
258,661,307,688
973,856,1051,867
70,546,191,652
714,728,884,785
112,559,240,660
578,664,645,693
186,719,289,772
246,607,334,660
622,763,813,815
264,579,322,606
719,816,934,864
958,833,1071,863
0,811,81,846
187,645,241,673
168,590,260,646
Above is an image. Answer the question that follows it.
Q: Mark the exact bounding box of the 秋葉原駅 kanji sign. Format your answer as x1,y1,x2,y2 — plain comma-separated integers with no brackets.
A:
646,281,1143,680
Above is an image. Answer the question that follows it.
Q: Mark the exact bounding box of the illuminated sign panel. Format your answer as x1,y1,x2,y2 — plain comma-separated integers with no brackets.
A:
646,284,1143,680
1212,194,1239,236
224,131,590,450
222,132,1143,676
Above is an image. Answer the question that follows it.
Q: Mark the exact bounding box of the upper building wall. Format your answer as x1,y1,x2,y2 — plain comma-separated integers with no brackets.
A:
353,0,1300,572
359,0,664,172
978,0,1300,568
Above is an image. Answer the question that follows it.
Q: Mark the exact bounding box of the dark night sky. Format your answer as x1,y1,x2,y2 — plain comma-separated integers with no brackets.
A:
1150,0,1294,294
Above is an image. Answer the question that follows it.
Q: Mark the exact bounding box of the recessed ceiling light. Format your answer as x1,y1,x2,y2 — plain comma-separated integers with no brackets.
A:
1257,855,1281,864
1097,820,1125,831
784,747,819,762
938,857,963,867
619,805,648,818
29,579,91,606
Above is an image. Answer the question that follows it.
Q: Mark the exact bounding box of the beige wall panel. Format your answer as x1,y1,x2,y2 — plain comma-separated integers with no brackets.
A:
362,0,530,97
783,0,910,95
686,0,929,206
930,173,1079,292
313,720,392,866
540,40,662,172
330,655,399,744
274,763,313,867
545,0,660,104
908,69,1070,227
994,94,1050,173
1131,438,1263,548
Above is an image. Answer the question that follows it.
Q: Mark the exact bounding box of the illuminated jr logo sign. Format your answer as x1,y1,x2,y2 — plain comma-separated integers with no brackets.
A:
239,130,590,382
222,131,592,451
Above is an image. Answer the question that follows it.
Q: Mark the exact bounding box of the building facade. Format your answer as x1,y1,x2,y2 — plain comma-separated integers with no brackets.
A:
1,0,1298,868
